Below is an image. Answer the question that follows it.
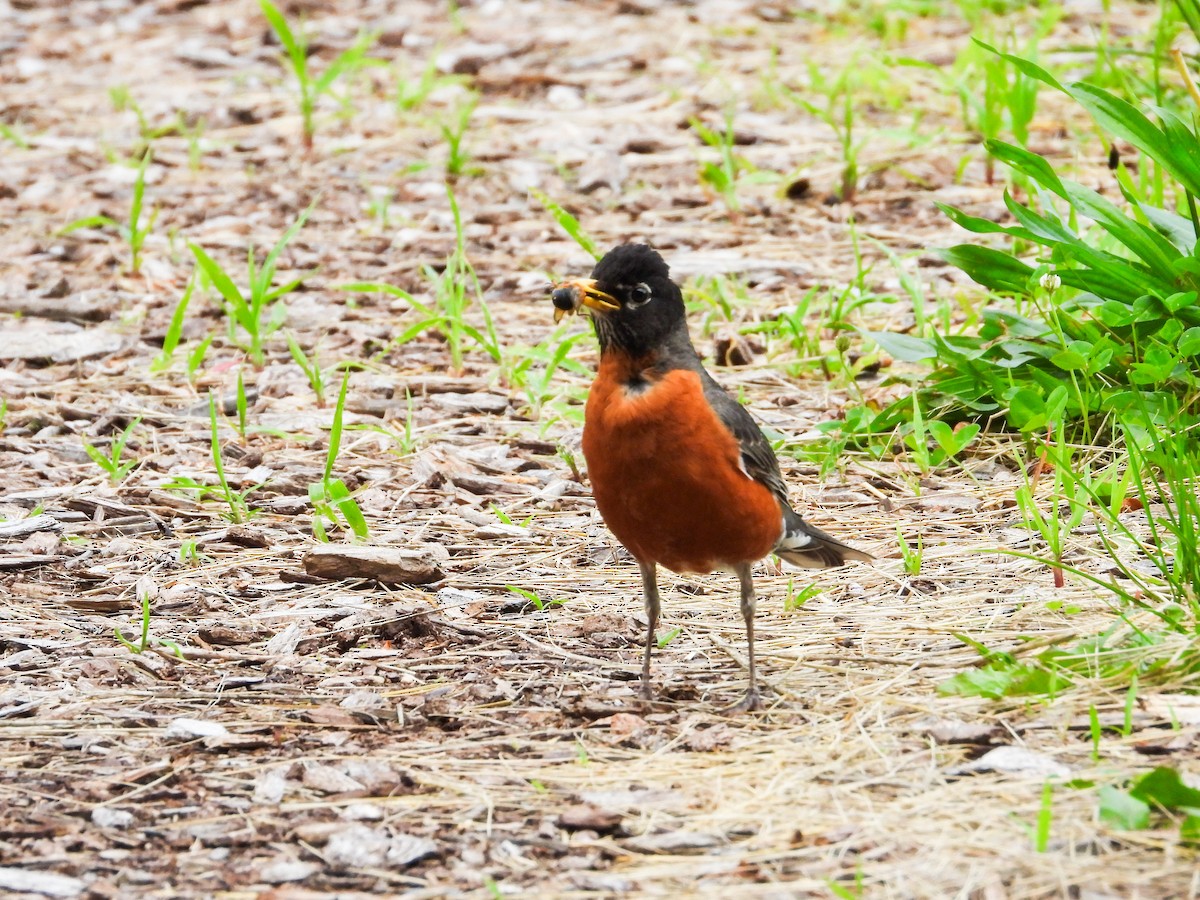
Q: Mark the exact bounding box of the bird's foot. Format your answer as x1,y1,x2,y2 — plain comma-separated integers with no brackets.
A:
722,687,762,714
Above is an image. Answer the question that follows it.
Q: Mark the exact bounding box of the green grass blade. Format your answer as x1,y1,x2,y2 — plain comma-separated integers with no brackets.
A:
529,188,601,260
259,0,307,77
190,244,248,320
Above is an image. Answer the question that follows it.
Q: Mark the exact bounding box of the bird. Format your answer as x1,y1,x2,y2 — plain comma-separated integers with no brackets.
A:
551,243,873,711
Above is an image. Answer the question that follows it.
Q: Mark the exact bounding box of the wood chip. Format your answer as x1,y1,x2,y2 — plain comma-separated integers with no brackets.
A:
302,545,444,585
0,514,63,539
557,804,624,834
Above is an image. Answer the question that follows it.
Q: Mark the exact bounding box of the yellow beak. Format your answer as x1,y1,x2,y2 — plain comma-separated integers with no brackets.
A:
550,279,619,323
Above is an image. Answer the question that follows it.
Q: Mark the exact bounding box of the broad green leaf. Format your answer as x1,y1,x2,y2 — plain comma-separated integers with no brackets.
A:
530,187,601,260
60,215,121,234
1051,348,1089,371
1063,183,1181,281
189,244,247,318
939,660,1072,699
862,330,937,362
259,199,316,294
936,201,1034,239
1069,85,1200,196
1131,767,1200,810
1098,786,1151,830
973,39,1066,93
1179,327,1200,357
939,245,1034,293
1137,203,1196,252
985,140,1067,198
1183,814,1200,845
327,478,369,539
1007,387,1045,430
259,0,307,77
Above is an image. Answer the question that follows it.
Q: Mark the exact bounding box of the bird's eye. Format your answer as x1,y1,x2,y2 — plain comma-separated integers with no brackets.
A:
629,283,652,306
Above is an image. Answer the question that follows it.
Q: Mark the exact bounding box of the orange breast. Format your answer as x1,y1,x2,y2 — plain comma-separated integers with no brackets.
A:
582,356,782,574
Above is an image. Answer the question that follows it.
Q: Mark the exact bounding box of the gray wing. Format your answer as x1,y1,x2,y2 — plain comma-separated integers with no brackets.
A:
699,371,790,506
700,370,873,569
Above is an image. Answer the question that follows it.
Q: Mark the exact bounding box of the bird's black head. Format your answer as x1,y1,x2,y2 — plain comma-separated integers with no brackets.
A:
587,243,688,358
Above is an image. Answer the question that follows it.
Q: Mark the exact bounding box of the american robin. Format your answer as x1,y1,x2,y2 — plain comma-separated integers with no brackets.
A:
552,243,873,711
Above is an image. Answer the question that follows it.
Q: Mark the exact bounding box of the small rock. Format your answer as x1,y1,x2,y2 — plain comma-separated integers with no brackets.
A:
259,859,321,883
91,807,134,828
253,768,290,805
164,717,229,740
950,745,1070,779
341,803,384,821
607,713,649,738
325,825,389,869
301,764,366,795
386,833,438,867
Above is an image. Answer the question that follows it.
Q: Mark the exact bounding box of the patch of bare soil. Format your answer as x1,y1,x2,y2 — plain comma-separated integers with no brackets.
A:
1,0,1195,897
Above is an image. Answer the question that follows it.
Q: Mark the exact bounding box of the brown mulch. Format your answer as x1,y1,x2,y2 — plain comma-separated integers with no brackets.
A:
1,0,1194,897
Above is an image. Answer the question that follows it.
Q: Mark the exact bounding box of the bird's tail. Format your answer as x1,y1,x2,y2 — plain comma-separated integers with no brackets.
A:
774,508,874,569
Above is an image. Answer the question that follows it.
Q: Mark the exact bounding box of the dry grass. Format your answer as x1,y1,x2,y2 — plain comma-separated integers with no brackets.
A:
0,0,1197,897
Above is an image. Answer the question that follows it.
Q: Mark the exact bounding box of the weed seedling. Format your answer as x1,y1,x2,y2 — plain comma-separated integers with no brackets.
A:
61,148,155,274
259,0,379,150
440,94,480,178
342,188,497,374
656,627,682,649
508,330,591,418
557,444,582,481
896,528,923,576
689,108,746,214
1034,782,1054,852
530,187,601,260
151,277,196,373
83,416,142,484
1011,426,1086,588
186,336,214,382
309,371,369,541
783,61,867,202
115,586,182,657
209,393,252,523
287,332,327,407
506,584,567,611
189,200,315,367
235,370,250,441
0,122,28,149
177,539,210,567
784,577,821,611
395,53,461,114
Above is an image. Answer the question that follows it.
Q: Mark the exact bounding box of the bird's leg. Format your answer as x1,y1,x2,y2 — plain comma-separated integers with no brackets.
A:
638,560,660,701
725,563,762,712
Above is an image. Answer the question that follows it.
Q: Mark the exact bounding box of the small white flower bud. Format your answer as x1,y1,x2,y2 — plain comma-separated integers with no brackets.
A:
1039,272,1061,292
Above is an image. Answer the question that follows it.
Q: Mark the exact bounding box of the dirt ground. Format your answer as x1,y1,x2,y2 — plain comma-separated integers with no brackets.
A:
1,0,1198,897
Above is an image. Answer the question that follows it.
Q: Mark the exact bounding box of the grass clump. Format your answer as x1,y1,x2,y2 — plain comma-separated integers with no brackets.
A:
61,148,155,274
259,0,379,150
189,201,315,367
